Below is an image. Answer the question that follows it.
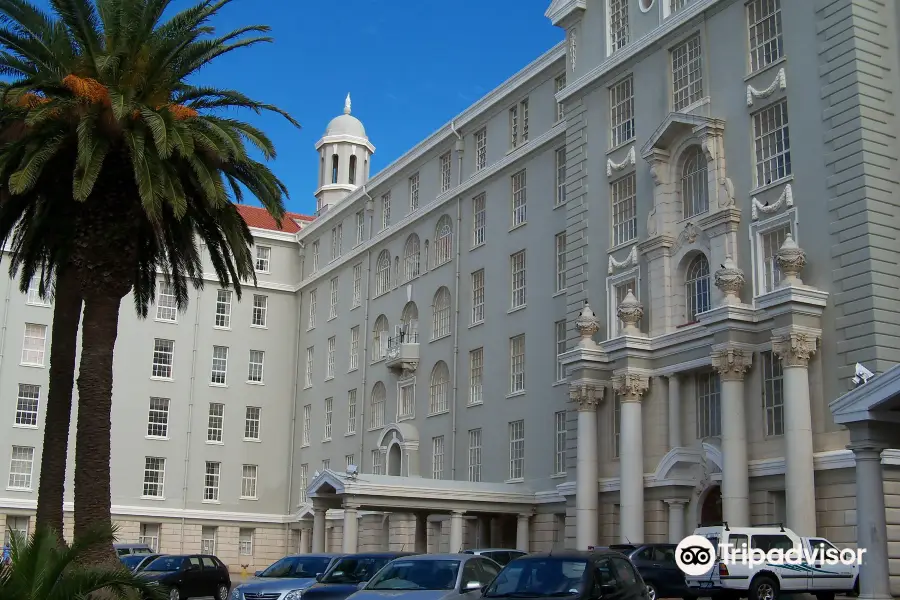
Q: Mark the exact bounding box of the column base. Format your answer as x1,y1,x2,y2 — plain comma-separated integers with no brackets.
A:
856,594,893,600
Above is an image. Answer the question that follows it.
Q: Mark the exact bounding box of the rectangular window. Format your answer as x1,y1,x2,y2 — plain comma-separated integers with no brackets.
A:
302,404,311,446
468,428,482,482
252,294,268,327
139,524,160,552
304,347,314,388
554,411,567,475
210,345,228,385
609,0,629,52
345,454,355,469
753,99,791,186
471,270,485,324
555,233,567,292
380,192,391,230
151,339,174,379
326,336,336,379
155,282,177,322
510,334,526,393
510,250,526,309
239,528,254,555
432,436,445,479
331,224,342,260
472,193,486,247
440,152,452,193
748,0,783,73
510,99,529,148
511,170,527,226
311,240,320,272
762,350,784,436
555,148,567,205
610,75,635,147
247,350,265,383
672,35,703,111
352,264,362,307
323,397,333,440
244,406,261,441
15,384,40,427
611,172,637,246
356,211,365,245
508,420,525,480
146,397,169,438
214,290,232,328
697,372,722,438
761,223,791,293
7,445,34,490
142,457,165,498
469,348,484,405
21,323,47,366
207,403,224,443
475,128,487,171
329,278,338,319
349,326,360,371
240,465,258,499
371,450,384,475
25,279,51,307
399,382,415,420
323,457,330,472
613,396,621,458
555,73,567,121
203,461,220,502
613,279,637,336
201,527,217,555
409,173,420,210
307,289,317,329
555,321,567,382
255,246,271,273
299,464,308,503
347,389,358,434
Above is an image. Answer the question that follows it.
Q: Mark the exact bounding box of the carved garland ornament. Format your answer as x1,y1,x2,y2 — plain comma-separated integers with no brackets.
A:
746,68,787,106
751,184,793,220
608,245,639,274
606,146,636,176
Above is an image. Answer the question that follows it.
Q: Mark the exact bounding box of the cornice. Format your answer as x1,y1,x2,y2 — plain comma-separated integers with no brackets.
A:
248,226,300,243
544,0,586,26
315,134,376,154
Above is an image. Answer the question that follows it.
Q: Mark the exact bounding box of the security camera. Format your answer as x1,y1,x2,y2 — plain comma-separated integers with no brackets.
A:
852,363,874,386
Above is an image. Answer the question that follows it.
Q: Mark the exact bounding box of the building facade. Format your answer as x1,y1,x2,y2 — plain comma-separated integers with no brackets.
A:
2,0,900,595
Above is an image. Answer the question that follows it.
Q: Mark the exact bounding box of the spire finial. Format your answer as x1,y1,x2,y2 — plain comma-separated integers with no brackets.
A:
344,93,351,115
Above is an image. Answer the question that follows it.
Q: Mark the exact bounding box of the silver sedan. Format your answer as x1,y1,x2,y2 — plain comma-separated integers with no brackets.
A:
347,553,502,600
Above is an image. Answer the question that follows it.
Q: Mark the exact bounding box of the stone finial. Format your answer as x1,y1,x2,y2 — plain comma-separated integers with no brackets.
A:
714,255,745,306
575,301,600,348
344,93,352,114
616,290,643,335
775,233,806,286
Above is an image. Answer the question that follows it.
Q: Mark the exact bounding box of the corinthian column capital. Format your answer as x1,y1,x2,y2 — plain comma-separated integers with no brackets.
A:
711,346,752,382
772,329,819,368
569,382,604,411
611,371,650,401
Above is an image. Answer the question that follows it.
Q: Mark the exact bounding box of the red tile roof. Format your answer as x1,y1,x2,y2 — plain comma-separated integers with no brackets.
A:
235,204,314,234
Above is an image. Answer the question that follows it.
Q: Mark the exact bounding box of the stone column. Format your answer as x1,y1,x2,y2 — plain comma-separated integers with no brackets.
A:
414,513,428,553
516,514,531,552
312,508,327,553
342,504,359,553
449,511,465,553
664,499,687,544
612,371,650,544
711,346,752,527
666,374,681,449
849,443,892,600
299,527,311,554
570,383,602,550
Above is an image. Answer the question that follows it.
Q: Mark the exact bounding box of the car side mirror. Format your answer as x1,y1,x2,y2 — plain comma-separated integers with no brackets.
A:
357,581,368,590
465,581,483,591
254,571,263,577
315,574,324,582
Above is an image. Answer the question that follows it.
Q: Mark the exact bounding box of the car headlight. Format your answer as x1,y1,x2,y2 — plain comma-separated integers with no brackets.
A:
231,588,241,600
283,590,304,600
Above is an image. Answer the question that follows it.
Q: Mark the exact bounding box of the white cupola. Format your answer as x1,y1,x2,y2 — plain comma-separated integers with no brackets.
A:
314,94,376,214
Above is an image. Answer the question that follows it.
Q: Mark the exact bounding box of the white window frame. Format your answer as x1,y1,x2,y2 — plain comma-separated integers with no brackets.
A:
685,254,712,323
151,338,174,380
403,235,421,282
14,383,40,428
299,464,309,503
554,410,567,475
301,404,311,447
432,288,451,339
432,436,445,479
555,233,567,292
355,211,365,246
246,350,265,384
510,251,526,309
611,172,638,247
409,173,420,210
207,403,224,444
214,289,232,329
375,251,391,297
369,383,386,430
440,152,452,193
468,428,482,482
607,0,630,55
323,397,333,441
429,362,449,415
304,347,314,388
146,397,169,439
349,326,360,371
352,263,362,307
555,73,567,122
511,170,527,227
474,128,487,171
671,34,703,112
509,98,529,148
25,279,51,307
329,277,338,320
139,524,160,551
326,336,336,380
21,323,47,367
7,445,34,490
210,345,228,386
398,379,416,421
471,270,485,325
155,282,177,322
508,420,525,481
433,216,453,267
609,75,635,148
555,321,567,382
606,267,641,339
747,0,783,74
244,406,261,441
255,246,271,273
201,527,217,554
509,334,526,394
142,457,166,499
380,192,391,230
752,99,792,188
696,371,722,438
469,348,484,406
307,289,317,329
472,193,486,247
371,449,384,475
750,207,798,297
311,240,320,272
203,461,221,502
330,224,342,261
239,528,254,554
761,350,785,437
373,315,389,361
251,294,268,328
347,389,358,435
555,148,567,205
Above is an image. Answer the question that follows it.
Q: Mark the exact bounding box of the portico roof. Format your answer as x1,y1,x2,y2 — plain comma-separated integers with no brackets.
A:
829,364,900,424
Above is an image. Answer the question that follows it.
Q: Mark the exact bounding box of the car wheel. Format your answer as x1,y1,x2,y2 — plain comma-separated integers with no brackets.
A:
646,582,657,600
749,575,778,600
169,587,181,600
217,584,229,600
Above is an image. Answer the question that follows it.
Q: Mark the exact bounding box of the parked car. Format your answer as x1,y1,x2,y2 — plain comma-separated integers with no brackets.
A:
461,549,528,566
609,544,695,600
292,553,418,600
115,543,155,556
138,554,232,600
481,549,651,600
348,553,502,600
231,554,344,600
121,552,164,573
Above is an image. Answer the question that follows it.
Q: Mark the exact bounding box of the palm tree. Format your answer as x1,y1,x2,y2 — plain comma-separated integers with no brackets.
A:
0,0,298,562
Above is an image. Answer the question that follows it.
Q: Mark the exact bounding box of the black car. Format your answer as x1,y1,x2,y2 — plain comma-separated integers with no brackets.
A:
610,544,695,600
121,552,164,573
293,552,419,600
139,554,232,600
481,549,651,600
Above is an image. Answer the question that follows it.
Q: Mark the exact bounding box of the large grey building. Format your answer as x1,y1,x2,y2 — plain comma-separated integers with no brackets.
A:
2,0,900,595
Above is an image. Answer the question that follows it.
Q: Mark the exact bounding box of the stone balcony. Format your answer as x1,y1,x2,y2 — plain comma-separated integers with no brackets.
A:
386,332,419,376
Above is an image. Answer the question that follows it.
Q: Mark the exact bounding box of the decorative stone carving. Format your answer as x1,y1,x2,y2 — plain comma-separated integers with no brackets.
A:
616,290,643,335
775,233,806,286
711,347,752,382
646,207,658,236
608,245,639,274
701,138,715,163
714,256,745,306
569,383,604,411
575,301,600,347
747,68,787,106
607,146,636,176
612,372,650,400
772,331,818,368
751,184,793,220
718,177,735,208
673,222,703,254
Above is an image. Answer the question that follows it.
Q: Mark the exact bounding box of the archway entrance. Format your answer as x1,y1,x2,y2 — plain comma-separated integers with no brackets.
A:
388,444,402,476
700,485,722,525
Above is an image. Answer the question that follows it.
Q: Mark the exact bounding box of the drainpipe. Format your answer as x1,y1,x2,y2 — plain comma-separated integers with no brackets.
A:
285,272,304,553
358,250,372,468
0,272,13,384
179,281,203,552
450,121,463,186
449,196,462,479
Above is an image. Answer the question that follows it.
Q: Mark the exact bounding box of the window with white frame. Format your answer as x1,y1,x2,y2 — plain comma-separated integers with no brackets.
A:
429,361,449,414
142,457,165,498
24,278,50,307
612,278,637,336
380,192,391,230
475,128,487,171
759,221,792,293
239,528,254,555
331,224,342,260
352,263,362,307
323,397,333,440
510,250,526,309
611,173,637,246
409,173,420,210
468,428,482,482
433,215,453,267
347,389,358,434
555,321,567,382
203,461,220,502
139,524,160,551
155,282,177,321
299,464,308,503
247,350,264,384
555,73,566,121
311,240,320,272
355,211,365,245
214,290,231,328
398,381,415,420
681,146,709,218
329,278,338,319
762,350,784,436
610,75,635,147
469,348,483,405
371,450,384,475
151,339,174,379
210,346,228,385
3,516,29,547
748,0,783,73
613,396,621,457
685,254,711,322
207,403,224,443
554,411,567,475
403,235,421,281
432,436,445,479
696,371,722,438
555,233,567,292
349,326,360,371
301,404,311,446
470,270,485,325
255,246,271,273
753,99,791,186
244,406,261,441
21,323,46,366
8,445,34,490
555,148,567,205
669,0,689,13
370,382,385,429
440,152,452,193
326,336,335,379
304,347,314,388
510,334,526,393
146,397,169,438
432,287,451,339
672,35,703,111
307,289,317,329
375,250,391,296
511,170,527,226
345,454,355,469
509,99,529,148
609,0,629,52
508,420,525,480
373,315,389,360
201,527,217,554
400,300,417,342
15,384,40,427
472,193,486,247
252,294,268,327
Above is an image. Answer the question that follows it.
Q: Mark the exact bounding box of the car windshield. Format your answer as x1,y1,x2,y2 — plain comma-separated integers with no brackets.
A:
120,555,148,569
320,557,392,584
483,559,588,598
260,557,332,578
367,559,460,591
144,557,185,572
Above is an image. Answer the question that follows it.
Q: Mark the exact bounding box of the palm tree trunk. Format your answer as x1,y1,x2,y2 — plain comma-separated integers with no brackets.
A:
73,291,122,565
34,266,82,546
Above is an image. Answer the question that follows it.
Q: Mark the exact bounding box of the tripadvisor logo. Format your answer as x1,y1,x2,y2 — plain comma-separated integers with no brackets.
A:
674,535,865,576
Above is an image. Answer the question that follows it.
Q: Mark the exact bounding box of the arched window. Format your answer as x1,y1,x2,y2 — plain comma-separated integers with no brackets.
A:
375,250,391,296
681,146,708,219
429,361,450,414
370,381,386,429
331,154,339,184
373,315,389,361
433,215,453,266
685,254,711,322
401,301,419,341
432,287,451,339
403,234,421,281
349,155,357,185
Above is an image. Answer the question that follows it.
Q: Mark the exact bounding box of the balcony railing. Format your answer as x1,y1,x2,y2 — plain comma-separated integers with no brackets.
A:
386,332,419,374
388,332,419,355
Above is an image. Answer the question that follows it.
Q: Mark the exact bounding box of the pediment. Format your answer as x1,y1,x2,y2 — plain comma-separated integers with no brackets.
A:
545,0,586,25
640,112,724,158
307,469,345,498
830,364,900,424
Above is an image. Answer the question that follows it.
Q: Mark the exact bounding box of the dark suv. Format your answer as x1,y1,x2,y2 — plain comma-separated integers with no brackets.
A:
138,554,231,600
610,544,695,600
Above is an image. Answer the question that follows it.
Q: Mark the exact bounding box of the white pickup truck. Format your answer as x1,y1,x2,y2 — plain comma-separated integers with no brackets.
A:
683,524,860,600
